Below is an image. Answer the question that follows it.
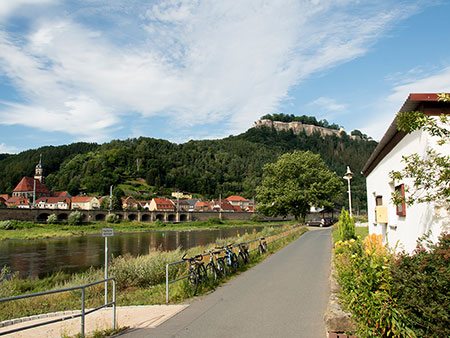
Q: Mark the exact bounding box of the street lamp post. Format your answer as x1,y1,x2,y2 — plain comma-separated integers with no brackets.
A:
343,166,353,218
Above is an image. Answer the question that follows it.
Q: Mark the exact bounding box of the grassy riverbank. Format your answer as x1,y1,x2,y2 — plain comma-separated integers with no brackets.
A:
0,219,296,240
0,224,307,321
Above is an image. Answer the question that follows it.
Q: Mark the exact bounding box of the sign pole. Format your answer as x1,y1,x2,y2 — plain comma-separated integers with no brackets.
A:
102,227,114,305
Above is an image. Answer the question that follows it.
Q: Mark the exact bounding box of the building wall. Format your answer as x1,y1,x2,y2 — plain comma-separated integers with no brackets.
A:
366,129,450,253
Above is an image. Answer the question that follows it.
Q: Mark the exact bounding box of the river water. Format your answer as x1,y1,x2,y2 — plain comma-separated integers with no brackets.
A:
0,227,264,278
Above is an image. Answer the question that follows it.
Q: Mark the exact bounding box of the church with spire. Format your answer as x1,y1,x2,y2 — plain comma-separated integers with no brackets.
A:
12,155,50,199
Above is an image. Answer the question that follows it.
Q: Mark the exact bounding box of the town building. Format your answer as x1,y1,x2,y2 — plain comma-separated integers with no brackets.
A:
12,157,50,199
226,195,250,209
362,93,450,253
149,198,175,212
122,196,140,210
5,196,31,208
71,196,100,210
35,197,71,209
194,201,212,212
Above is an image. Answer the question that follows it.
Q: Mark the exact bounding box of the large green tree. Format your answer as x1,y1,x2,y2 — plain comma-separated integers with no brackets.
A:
256,150,343,220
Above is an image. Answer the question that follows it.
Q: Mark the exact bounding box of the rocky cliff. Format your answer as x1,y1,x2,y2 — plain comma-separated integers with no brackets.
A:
254,119,347,138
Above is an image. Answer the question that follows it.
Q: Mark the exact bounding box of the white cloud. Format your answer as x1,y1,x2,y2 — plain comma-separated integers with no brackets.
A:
0,0,425,141
307,97,348,121
0,143,18,154
362,66,450,140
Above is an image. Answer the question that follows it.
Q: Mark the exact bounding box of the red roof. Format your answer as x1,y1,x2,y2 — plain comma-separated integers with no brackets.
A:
226,195,249,202
6,196,30,206
52,191,70,197
195,201,211,209
233,205,243,212
36,197,70,204
153,198,175,210
0,194,9,200
13,177,49,194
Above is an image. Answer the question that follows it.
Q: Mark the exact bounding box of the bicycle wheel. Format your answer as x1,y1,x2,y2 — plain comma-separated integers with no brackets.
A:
188,270,199,295
206,262,217,283
230,253,238,273
217,259,226,278
197,263,208,284
237,252,245,267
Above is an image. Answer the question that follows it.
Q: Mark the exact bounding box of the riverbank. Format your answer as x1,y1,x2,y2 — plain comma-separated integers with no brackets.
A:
0,219,296,240
0,224,307,321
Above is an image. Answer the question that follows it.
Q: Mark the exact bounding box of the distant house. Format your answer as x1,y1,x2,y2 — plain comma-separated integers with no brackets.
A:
12,177,50,199
71,196,100,210
5,196,31,208
172,199,190,212
35,197,70,210
149,198,175,212
186,199,199,212
211,199,234,212
0,194,8,206
362,93,450,253
139,200,152,210
226,195,250,210
52,191,71,198
232,205,243,212
194,201,212,212
122,196,140,210
171,191,192,199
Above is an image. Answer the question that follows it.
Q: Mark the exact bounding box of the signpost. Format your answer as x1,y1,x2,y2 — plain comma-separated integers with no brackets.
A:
102,227,114,304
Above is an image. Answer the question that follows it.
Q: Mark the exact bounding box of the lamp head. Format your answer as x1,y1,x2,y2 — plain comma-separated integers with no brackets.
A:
343,166,353,180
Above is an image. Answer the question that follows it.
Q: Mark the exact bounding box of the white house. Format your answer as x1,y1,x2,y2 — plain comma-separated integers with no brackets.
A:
362,93,450,253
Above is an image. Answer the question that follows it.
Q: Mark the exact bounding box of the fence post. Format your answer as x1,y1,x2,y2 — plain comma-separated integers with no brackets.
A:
166,264,169,303
113,279,116,330
81,287,85,338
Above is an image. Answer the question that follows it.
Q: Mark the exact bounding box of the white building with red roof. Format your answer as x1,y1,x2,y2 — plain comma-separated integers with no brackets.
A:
226,195,250,210
5,196,31,208
12,177,50,199
35,197,71,209
149,198,175,211
71,196,100,210
362,93,450,253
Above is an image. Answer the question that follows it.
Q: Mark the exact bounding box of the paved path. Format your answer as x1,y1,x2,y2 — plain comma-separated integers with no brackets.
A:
118,228,332,338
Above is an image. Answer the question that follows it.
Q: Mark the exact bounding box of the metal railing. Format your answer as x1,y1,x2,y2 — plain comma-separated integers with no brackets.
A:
165,226,302,302
0,277,116,338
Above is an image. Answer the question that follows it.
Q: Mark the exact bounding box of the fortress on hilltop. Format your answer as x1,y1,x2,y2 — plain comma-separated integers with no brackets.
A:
254,119,361,139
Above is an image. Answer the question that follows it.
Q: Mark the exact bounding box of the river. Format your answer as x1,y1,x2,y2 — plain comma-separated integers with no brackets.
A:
0,227,266,278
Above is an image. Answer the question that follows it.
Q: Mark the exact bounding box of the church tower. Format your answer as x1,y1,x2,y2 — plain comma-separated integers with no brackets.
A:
34,154,44,184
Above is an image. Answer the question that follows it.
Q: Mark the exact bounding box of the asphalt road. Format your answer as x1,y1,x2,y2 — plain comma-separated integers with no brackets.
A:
118,228,331,338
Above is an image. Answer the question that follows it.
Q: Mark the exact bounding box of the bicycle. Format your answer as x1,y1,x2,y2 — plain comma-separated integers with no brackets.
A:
223,244,239,273
205,250,221,283
258,237,268,255
182,253,207,295
214,248,228,278
237,243,250,265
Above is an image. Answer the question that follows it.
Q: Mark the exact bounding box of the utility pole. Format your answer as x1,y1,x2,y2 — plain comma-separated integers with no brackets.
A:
109,185,113,214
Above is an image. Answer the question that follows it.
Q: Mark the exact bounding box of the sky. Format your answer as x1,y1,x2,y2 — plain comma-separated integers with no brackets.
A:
1,0,450,153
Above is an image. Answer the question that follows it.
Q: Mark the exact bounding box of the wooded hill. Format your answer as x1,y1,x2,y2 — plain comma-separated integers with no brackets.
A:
0,118,377,212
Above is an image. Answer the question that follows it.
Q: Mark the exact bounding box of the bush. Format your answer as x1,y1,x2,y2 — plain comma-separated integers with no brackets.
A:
391,233,450,338
207,216,223,225
68,211,83,225
334,237,415,337
337,207,355,241
250,214,261,222
153,219,165,226
0,220,16,230
106,213,120,224
47,214,58,224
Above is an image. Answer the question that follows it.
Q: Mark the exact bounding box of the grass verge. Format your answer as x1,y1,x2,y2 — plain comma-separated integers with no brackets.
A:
0,224,307,321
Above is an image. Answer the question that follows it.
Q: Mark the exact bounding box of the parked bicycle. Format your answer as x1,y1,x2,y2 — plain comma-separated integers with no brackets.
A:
237,243,250,265
223,244,239,273
182,253,207,295
258,237,268,255
213,248,228,278
205,250,221,283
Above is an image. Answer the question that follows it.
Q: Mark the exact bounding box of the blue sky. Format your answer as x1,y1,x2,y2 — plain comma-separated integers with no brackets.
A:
1,0,450,153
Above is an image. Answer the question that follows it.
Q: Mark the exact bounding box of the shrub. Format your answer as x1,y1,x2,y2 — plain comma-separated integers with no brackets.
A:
207,216,223,225
47,214,58,224
68,211,83,225
106,213,120,224
337,207,355,241
391,233,450,338
153,219,164,226
334,238,415,337
0,220,16,230
250,214,261,222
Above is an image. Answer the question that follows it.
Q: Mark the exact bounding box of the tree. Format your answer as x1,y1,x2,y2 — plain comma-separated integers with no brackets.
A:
256,150,343,220
337,208,355,241
390,93,450,205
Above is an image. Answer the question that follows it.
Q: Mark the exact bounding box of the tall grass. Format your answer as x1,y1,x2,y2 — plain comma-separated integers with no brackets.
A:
0,224,306,321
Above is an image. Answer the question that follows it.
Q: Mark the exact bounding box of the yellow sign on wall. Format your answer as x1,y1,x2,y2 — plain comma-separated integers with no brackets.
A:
375,206,388,223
